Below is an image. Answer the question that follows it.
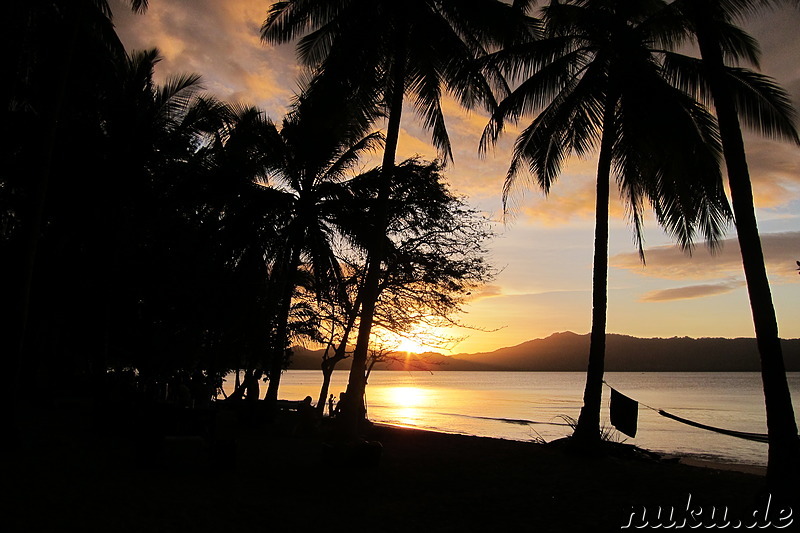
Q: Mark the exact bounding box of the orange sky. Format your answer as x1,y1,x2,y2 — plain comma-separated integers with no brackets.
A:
111,1,800,354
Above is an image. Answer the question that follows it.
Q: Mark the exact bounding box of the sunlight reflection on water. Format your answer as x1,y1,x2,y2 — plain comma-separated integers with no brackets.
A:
369,386,432,426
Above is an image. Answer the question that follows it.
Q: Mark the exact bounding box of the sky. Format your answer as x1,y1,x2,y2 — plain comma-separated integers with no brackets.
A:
110,0,800,354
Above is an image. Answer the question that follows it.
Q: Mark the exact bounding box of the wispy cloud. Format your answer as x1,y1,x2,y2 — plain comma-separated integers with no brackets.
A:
740,139,800,208
396,128,438,161
640,281,746,302
466,284,504,301
612,231,800,281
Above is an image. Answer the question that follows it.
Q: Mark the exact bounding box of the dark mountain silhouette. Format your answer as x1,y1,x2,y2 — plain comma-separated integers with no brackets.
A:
288,331,800,372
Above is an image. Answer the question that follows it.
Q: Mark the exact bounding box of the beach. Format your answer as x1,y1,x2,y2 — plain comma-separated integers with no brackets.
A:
8,401,786,532
272,370,797,467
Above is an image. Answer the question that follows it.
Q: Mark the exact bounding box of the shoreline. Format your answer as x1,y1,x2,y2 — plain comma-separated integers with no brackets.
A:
284,370,787,469
675,456,767,476
374,421,769,476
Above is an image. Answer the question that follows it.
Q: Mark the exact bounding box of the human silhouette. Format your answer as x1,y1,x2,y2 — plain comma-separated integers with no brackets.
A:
332,392,346,418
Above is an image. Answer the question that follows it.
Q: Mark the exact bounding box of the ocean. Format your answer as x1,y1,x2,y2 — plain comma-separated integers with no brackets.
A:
224,370,800,466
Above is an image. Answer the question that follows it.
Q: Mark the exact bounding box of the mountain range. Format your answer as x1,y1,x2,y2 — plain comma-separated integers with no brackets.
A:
288,331,800,372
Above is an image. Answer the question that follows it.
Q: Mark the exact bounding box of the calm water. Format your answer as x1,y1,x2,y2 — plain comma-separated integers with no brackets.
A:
225,371,800,466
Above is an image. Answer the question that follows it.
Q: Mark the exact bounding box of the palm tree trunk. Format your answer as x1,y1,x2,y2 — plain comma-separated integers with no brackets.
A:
696,26,799,490
265,244,303,404
573,97,616,444
340,38,407,439
317,360,335,417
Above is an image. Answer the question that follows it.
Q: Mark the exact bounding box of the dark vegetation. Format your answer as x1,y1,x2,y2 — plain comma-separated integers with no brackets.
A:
4,1,493,415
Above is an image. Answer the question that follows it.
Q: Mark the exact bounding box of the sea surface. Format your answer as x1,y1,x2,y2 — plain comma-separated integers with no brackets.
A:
224,370,800,466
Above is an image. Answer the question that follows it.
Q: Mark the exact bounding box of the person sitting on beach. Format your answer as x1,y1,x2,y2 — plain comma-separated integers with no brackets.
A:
328,394,335,417
292,396,318,436
332,392,346,418
244,370,262,402
300,395,313,412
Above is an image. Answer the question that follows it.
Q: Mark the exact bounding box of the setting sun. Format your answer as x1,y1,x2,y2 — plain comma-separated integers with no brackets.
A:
396,337,429,354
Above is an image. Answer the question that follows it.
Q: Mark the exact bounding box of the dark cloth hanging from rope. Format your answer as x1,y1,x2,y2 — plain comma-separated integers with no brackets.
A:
656,410,769,443
602,380,770,443
610,388,639,438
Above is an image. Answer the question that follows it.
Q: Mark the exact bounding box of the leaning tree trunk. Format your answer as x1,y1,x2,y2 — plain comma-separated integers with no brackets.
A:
317,347,349,417
696,24,799,491
316,313,358,416
316,274,364,416
573,96,616,445
265,243,303,404
339,38,407,439
317,359,336,417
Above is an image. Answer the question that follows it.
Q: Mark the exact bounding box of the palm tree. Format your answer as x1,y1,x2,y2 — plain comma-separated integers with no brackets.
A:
201,108,293,396
261,0,529,434
250,83,385,405
482,0,732,444
93,48,235,381
666,0,800,488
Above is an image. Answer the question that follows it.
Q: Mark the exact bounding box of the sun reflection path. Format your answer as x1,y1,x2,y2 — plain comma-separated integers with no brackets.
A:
389,387,427,407
375,386,431,427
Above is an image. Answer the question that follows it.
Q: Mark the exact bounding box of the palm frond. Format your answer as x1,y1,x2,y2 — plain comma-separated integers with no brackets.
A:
261,0,346,46
324,131,385,182
724,67,800,143
661,52,715,107
127,0,149,14
715,19,762,67
408,65,452,163
480,43,590,153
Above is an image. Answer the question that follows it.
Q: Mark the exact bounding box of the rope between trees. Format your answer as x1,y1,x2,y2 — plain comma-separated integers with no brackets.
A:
602,380,769,443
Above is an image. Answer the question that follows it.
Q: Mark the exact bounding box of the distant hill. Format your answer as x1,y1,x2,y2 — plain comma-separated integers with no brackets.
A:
288,332,800,372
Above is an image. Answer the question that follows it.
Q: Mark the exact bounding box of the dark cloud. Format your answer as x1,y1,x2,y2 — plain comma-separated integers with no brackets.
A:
744,9,800,104
111,1,800,212
111,0,297,117
739,9,800,206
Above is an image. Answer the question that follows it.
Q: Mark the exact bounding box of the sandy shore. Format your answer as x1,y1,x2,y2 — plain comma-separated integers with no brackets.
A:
7,402,785,532
673,456,767,476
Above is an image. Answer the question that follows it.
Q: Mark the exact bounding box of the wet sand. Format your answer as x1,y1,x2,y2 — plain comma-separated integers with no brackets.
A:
7,403,782,532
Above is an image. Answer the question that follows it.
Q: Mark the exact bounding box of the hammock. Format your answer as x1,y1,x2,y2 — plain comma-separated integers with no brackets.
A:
655,409,769,443
603,381,770,443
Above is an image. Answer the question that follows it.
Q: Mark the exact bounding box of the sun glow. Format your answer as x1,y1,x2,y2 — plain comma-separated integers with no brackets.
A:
388,387,427,408
376,325,443,354
395,337,429,354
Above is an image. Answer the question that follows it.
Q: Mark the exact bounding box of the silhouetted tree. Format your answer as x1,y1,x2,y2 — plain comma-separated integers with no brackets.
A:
261,0,529,436
312,158,495,419
248,82,385,405
666,0,800,488
194,104,296,397
482,0,732,444
4,0,151,405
